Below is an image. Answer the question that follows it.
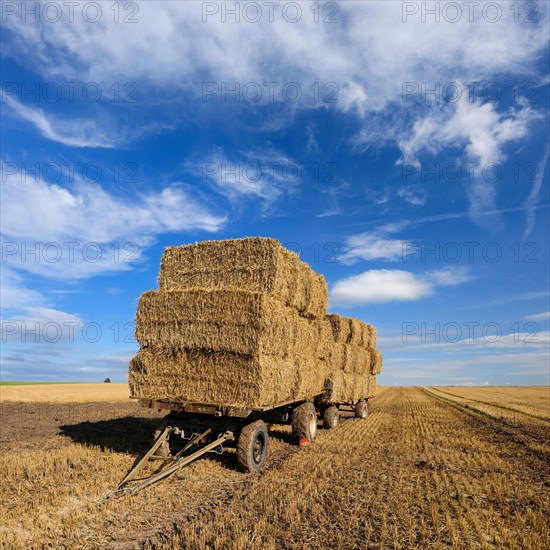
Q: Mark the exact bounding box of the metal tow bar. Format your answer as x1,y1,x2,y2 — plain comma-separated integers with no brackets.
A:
105,427,234,500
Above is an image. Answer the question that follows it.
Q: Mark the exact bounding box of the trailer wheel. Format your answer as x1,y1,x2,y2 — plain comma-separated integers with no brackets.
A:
292,402,318,443
323,406,339,429
355,399,369,419
237,420,268,472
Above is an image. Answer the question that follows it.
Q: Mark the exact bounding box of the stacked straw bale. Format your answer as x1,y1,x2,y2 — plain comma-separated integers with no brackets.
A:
158,238,328,318
135,289,324,358
129,238,382,409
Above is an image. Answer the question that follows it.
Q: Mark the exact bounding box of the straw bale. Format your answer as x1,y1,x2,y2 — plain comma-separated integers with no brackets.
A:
326,314,352,344
129,349,261,408
321,372,376,404
129,348,332,409
321,343,372,374
322,343,345,371
158,238,328,318
344,346,373,374
129,237,382,409
366,325,377,349
326,314,377,349
135,289,322,358
371,350,383,375
129,347,372,409
349,318,366,347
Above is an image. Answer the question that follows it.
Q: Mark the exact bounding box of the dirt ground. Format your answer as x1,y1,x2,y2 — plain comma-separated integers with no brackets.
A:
0,387,548,549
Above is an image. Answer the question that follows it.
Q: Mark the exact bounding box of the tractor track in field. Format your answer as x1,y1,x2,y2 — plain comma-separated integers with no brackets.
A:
428,387,550,422
423,388,550,463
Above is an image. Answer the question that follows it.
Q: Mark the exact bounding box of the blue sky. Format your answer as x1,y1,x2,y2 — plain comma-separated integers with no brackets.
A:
1,1,549,385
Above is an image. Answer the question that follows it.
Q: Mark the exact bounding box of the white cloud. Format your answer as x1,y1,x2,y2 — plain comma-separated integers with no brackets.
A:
5,2,548,107
315,183,347,218
337,81,368,118
464,290,550,310
2,1,548,224
0,348,136,382
377,327,549,383
2,307,84,343
339,231,411,264
196,148,300,210
381,330,549,354
339,218,470,264
0,269,45,310
524,311,550,321
331,269,433,306
306,126,319,153
0,271,86,348
380,350,549,383
2,169,224,242
330,267,471,306
398,97,542,229
1,166,226,279
397,186,426,206
2,93,123,148
1,270,82,349
523,147,549,239
316,205,343,218
426,267,472,287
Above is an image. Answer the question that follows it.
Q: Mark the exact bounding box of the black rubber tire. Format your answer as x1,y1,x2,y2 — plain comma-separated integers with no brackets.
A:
292,402,318,443
323,406,340,429
237,420,269,472
355,399,369,419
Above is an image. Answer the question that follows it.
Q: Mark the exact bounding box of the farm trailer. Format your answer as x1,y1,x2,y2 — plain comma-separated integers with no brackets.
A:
110,238,381,497
109,390,374,498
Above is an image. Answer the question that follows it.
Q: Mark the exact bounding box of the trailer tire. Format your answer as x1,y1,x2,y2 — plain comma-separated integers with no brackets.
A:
237,420,268,473
292,402,318,443
323,406,339,429
355,399,369,419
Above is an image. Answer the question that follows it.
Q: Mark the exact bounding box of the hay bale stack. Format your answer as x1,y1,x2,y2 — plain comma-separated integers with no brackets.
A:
129,237,382,409
322,371,377,404
129,348,331,409
135,289,323,359
158,238,328,318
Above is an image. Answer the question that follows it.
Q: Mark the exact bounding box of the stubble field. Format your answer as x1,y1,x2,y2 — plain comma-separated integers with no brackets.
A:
0,385,548,549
